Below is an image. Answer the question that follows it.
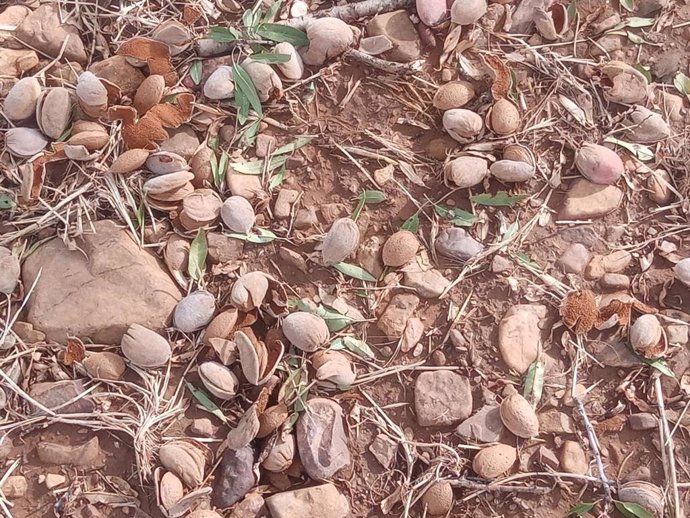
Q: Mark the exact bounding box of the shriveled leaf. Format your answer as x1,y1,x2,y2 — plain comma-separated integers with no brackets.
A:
333,262,376,282
633,63,652,83
250,52,291,63
619,0,634,11
401,213,419,233
188,229,207,281
232,64,263,116
208,26,240,42
642,357,675,378
186,382,228,423
331,336,375,359
674,72,690,96
256,23,309,46
231,156,287,174
566,0,577,22
227,228,277,244
568,502,596,516
614,501,654,518
189,61,203,85
0,194,15,210
471,191,528,207
604,136,654,161
523,360,545,406
435,204,477,226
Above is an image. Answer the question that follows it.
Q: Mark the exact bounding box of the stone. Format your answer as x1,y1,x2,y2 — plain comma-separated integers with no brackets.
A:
89,56,145,96
430,350,446,366
560,441,588,475
374,164,395,184
538,409,576,434
590,34,624,57
652,49,683,80
629,413,658,431
637,0,668,16
357,235,385,278
30,380,94,415
12,321,45,343
455,405,504,443
265,484,349,518
229,493,266,518
22,220,182,343
377,293,420,338
435,228,484,261
0,6,31,48
44,474,66,489
320,203,347,224
536,446,560,470
366,11,422,62
296,398,350,479
403,269,449,298
558,243,590,274
665,323,688,346
294,208,318,229
213,446,256,508
662,348,690,395
498,305,547,374
560,227,599,247
227,173,264,201
592,340,641,368
2,476,27,498
648,169,672,204
369,434,398,468
207,232,244,264
0,48,39,78
15,5,87,64
491,255,512,274
278,247,308,273
190,418,216,437
274,189,299,219
415,371,472,427
600,273,630,290
601,250,632,272
160,126,199,160
37,437,103,467
255,134,276,158
560,179,623,220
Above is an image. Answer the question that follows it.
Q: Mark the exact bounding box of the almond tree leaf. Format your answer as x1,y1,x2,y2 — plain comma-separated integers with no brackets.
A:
190,61,203,85
240,119,262,146
567,503,596,516
626,31,645,44
331,336,375,359
0,195,15,210
232,64,263,116
523,360,545,406
242,9,258,29
333,262,376,282
262,0,283,22
471,191,528,207
230,156,287,174
188,229,207,281
626,17,654,27
256,23,309,46
315,306,354,332
614,501,654,518
434,204,477,226
207,26,240,42
360,190,386,204
250,52,291,63
273,136,312,155
642,357,675,378
619,0,634,11
674,72,690,96
566,0,577,22
604,136,654,161
401,213,419,233
269,165,286,191
186,382,228,423
227,228,277,244
634,63,652,83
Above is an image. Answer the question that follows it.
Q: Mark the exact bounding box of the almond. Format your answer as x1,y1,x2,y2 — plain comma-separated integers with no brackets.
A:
322,217,360,266
472,444,516,479
382,230,419,267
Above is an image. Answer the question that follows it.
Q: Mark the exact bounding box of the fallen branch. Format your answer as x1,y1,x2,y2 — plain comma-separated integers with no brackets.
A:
286,0,415,28
449,478,550,495
345,49,423,75
654,376,682,518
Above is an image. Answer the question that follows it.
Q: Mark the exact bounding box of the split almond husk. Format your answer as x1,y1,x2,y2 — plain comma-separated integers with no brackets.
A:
600,61,649,104
625,106,670,144
230,272,269,311
204,308,239,345
164,235,190,287
617,481,664,518
158,439,210,488
322,217,361,266
236,328,283,385
282,311,329,352
198,361,239,400
443,109,483,141
257,403,289,438
110,149,150,174
82,352,126,380
241,59,283,102
134,74,166,114
36,87,72,139
534,4,569,41
209,338,238,365
157,470,184,513
261,431,295,472
152,20,192,56
117,37,177,86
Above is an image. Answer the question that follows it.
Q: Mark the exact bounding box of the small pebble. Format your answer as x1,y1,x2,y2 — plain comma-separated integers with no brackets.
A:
491,255,512,274
255,134,276,158
628,413,658,431
430,350,446,366
274,189,299,219
380,346,393,358
190,417,216,437
666,324,689,346
557,243,590,274
599,273,630,290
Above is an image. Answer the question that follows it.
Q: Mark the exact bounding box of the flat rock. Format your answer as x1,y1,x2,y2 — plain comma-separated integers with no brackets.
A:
435,228,484,261
560,179,623,220
207,232,244,263
628,413,657,431
591,340,641,368
229,493,266,518
0,6,31,48
296,398,350,479
190,417,216,437
557,243,590,274
498,304,547,374
455,405,504,443
265,484,349,518
366,10,421,62
227,173,264,201
274,189,299,219
404,269,449,298
30,380,94,415
89,56,145,96
37,437,103,467
213,446,256,508
22,220,182,343
45,473,67,489
369,433,398,468
415,371,472,427
16,4,87,64
357,235,385,278
662,348,690,395
255,134,276,158
377,293,420,338
538,409,577,434
0,48,39,78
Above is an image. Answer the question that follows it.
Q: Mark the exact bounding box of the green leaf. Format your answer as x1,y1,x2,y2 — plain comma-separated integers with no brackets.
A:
434,204,477,227
189,61,203,85
250,52,291,63
217,150,229,188
566,0,577,22
135,200,145,230
262,0,283,22
567,502,596,516
619,0,634,11
515,252,540,270
207,26,240,42
230,156,287,175
186,382,228,423
633,63,652,83
242,9,258,29
232,64,263,117
227,228,277,244
331,336,375,359
674,72,690,96
401,213,419,233
240,119,261,146
360,190,386,204
627,17,654,28
0,194,15,210
188,229,207,281
642,357,675,378
603,136,654,161
208,135,220,151
268,165,286,191
471,191,528,207
256,23,309,46
626,31,645,44
523,360,545,406
614,501,654,518
273,136,312,155
333,262,376,282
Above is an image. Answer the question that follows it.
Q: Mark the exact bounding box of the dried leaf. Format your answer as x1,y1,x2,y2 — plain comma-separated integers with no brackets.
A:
183,5,202,24
64,338,86,365
560,290,598,334
595,414,626,433
482,54,512,100
117,37,177,86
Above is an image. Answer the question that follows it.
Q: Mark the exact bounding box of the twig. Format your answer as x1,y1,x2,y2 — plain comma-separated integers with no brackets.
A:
285,0,414,28
654,375,681,518
344,49,423,75
449,477,550,495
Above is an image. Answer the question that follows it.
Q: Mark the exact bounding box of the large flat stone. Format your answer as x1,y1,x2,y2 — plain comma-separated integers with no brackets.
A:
560,179,623,220
22,220,182,343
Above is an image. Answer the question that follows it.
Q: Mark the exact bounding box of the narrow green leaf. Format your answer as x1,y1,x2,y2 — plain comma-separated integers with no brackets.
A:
135,200,145,230
242,9,258,29
674,72,690,96
268,166,286,191
360,190,386,204
207,26,240,42
186,382,228,423
634,63,652,83
401,213,420,233
208,135,220,151
614,501,654,518
626,31,645,44
250,52,291,64
273,136,312,155
235,88,250,125
642,357,675,378
333,262,376,282
227,228,277,244
523,360,545,406
566,0,577,23
262,0,283,22
471,191,528,207
189,61,203,85
188,229,207,281
232,64,263,116
515,252,540,270
604,136,654,161
0,194,15,210
218,151,229,183
567,502,596,516
315,305,354,332
240,119,262,146
627,17,654,28
435,204,477,226
331,336,375,359
619,0,634,11
256,23,309,46
230,156,287,175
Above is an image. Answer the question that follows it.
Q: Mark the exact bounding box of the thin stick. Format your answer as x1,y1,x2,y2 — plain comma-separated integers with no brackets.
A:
285,0,414,28
654,376,681,518
345,49,423,75
449,478,550,495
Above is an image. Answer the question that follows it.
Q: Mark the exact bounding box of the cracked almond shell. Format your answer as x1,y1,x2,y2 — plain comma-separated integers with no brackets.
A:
134,74,165,114
630,314,666,359
158,439,210,488
6,127,48,157
230,272,269,311
198,361,238,400
442,109,482,141
82,352,126,380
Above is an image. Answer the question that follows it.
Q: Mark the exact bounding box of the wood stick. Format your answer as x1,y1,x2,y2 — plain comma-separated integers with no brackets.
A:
285,0,415,28
449,478,551,495
654,376,682,518
344,48,423,75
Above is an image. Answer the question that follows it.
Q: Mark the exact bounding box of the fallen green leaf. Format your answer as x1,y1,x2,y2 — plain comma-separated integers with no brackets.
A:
567,502,596,516
273,136,312,155
250,52,291,64
642,357,674,378
627,17,654,28
232,64,262,117
360,190,386,204
189,61,203,85
566,0,577,23
0,194,15,210
515,252,540,270
333,262,376,282
604,136,654,161
240,119,261,146
256,23,309,46
231,156,287,175
435,204,477,226
242,9,258,29
619,0,634,11
227,228,277,244
633,63,652,83
331,336,375,359
626,31,645,45
207,26,240,42
188,229,207,281
471,191,528,207
262,0,283,22
614,501,654,518
523,360,545,406
268,165,286,191
674,72,690,96
186,382,228,423
401,213,420,233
